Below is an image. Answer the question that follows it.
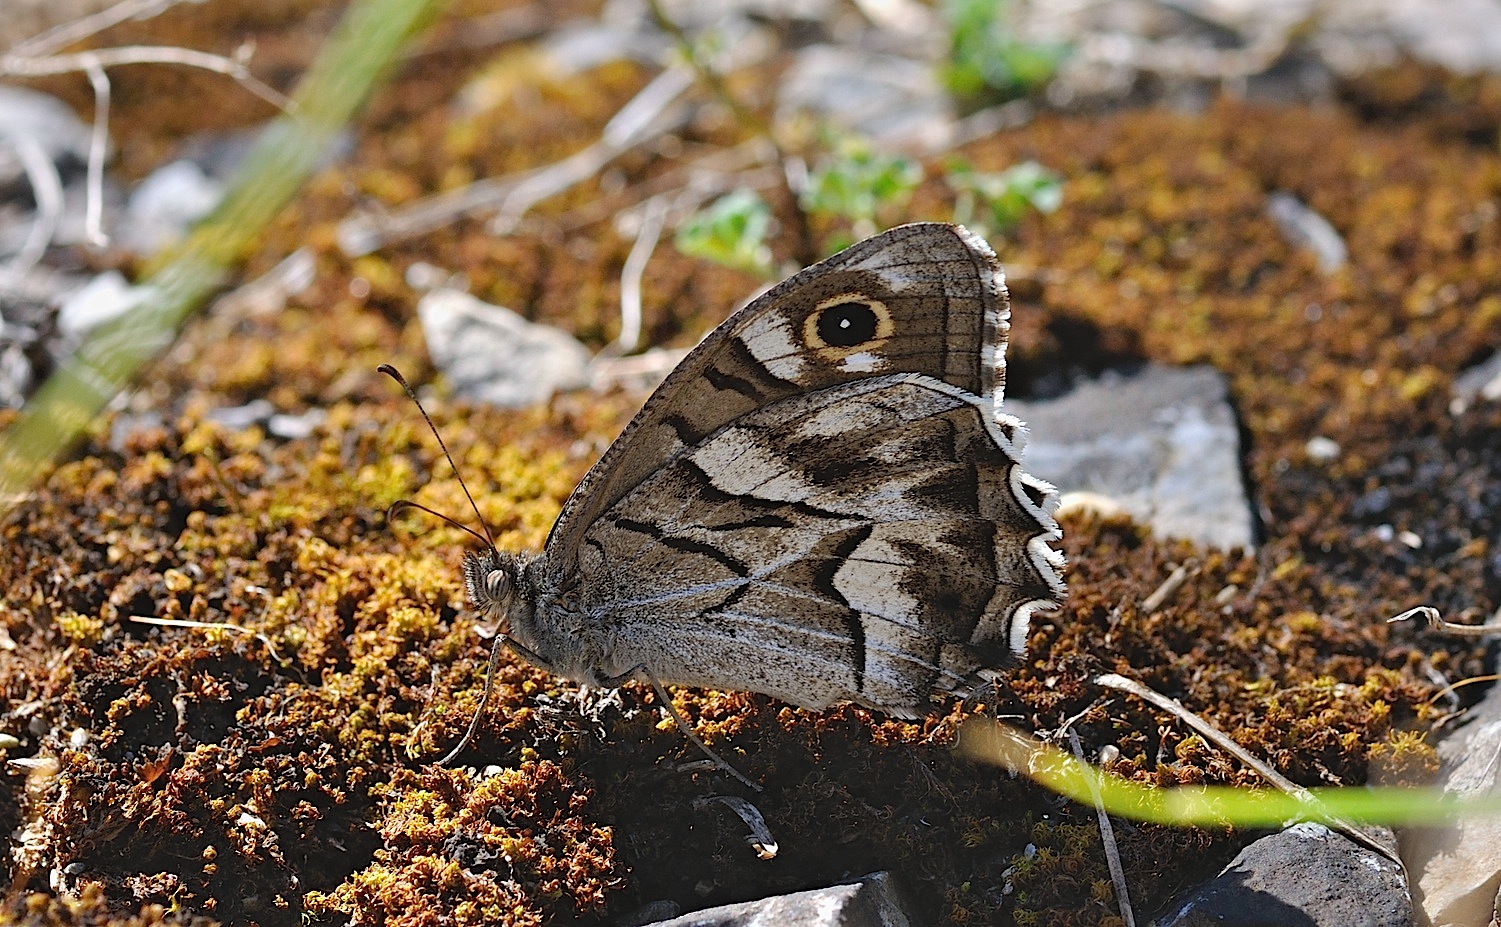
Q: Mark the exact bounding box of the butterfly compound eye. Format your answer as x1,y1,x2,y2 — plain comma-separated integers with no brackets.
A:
485,569,509,600
803,293,894,362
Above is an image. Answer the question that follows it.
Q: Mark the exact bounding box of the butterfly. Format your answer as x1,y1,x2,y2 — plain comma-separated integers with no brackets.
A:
429,223,1066,747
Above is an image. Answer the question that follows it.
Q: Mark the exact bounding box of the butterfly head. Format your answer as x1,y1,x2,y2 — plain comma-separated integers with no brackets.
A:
461,547,588,681
461,548,535,637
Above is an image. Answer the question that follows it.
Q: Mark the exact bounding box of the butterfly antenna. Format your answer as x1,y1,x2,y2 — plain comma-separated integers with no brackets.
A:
378,364,496,550
381,364,511,767
385,500,490,547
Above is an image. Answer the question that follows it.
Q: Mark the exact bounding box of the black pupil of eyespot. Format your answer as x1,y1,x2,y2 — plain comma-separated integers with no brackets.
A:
818,302,877,348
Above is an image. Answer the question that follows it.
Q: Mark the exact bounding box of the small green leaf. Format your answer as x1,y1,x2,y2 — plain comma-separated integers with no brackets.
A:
940,0,1069,107
674,189,774,277
800,143,922,240
947,159,1064,237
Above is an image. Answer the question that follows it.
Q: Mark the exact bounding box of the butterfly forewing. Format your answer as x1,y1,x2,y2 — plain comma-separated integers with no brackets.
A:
546,224,1009,558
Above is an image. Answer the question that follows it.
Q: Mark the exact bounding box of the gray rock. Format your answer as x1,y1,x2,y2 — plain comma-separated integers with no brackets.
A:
267,409,326,441
646,871,913,927
776,45,955,146
107,411,166,452
533,0,826,78
1007,364,1255,550
1164,0,1501,75
205,399,275,431
1156,823,1412,927
0,85,93,181
1004,0,1501,110
1304,435,1342,463
1347,0,1501,74
1401,673,1501,927
0,85,104,262
205,399,327,440
1450,349,1501,416
417,288,591,408
55,271,150,335
622,899,683,926
121,159,224,255
1267,192,1348,273
0,342,31,409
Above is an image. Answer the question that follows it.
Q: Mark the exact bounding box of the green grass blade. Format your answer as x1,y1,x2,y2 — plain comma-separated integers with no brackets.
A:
0,0,449,513
959,717,1499,827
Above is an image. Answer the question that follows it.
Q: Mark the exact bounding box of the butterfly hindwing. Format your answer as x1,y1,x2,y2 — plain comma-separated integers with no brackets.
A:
570,373,1065,714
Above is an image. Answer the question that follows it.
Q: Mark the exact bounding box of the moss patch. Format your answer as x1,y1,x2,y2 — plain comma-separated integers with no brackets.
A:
4,7,1501,925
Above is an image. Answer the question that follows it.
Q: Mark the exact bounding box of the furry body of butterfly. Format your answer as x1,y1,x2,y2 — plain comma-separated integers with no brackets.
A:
464,223,1066,719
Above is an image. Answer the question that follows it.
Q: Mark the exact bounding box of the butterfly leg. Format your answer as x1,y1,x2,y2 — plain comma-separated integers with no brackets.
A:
600,663,762,792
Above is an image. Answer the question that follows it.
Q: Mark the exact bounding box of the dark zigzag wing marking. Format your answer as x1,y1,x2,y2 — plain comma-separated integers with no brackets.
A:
585,384,1053,706
675,458,856,526
601,524,884,699
595,379,1042,598
609,525,1007,625
816,524,874,694
610,582,973,713
599,520,1034,710
658,386,1016,548
703,336,775,403
591,390,1062,651
612,517,751,579
661,413,700,448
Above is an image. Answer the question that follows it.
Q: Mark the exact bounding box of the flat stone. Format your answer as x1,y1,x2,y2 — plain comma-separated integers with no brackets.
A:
56,271,150,335
1158,823,1413,927
1450,349,1501,415
0,84,93,180
776,45,954,146
645,872,913,927
1402,673,1501,926
121,159,224,255
417,288,591,408
1267,191,1348,273
1006,364,1255,550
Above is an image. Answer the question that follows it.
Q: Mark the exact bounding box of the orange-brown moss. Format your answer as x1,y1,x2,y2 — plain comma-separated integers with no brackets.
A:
4,5,1501,925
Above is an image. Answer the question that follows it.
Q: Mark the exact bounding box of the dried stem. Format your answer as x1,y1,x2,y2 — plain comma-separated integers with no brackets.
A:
7,0,187,57
1390,605,1501,638
0,131,63,287
1095,672,1402,868
337,65,695,256
1,45,294,113
1068,730,1136,927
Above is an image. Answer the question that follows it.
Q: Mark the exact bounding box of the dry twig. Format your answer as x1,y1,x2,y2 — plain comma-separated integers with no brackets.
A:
1390,605,1501,638
1095,672,1402,868
1069,729,1136,927
337,65,696,256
